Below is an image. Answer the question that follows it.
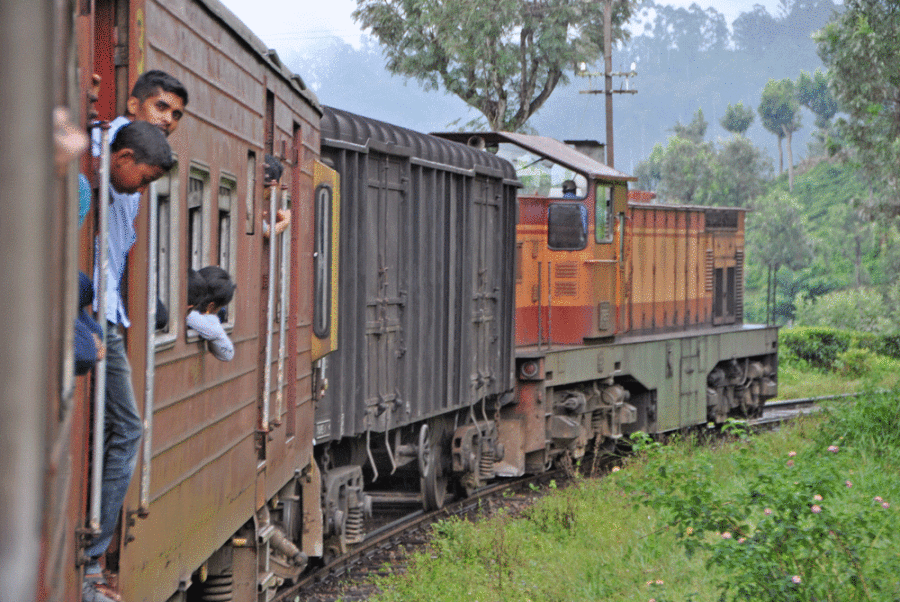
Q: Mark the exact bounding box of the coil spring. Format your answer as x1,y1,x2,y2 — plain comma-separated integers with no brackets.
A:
479,447,494,480
344,506,364,544
201,573,234,602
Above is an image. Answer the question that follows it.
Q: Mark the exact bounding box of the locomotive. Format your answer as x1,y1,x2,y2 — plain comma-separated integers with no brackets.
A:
8,0,777,601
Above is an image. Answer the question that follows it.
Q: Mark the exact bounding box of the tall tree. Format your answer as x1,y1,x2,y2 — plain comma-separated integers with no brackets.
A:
816,0,900,217
353,0,635,131
671,108,708,143
720,102,755,135
758,78,801,190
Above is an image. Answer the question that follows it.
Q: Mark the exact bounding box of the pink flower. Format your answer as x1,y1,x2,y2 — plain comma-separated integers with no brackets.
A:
649,599,656,602
722,532,732,539
788,451,797,457
786,459,795,467
828,445,839,453
883,502,891,509
792,575,802,584
813,494,823,501
811,505,822,514
738,537,746,543
764,508,773,516
875,496,884,503
612,466,621,472
846,480,853,488
655,580,664,585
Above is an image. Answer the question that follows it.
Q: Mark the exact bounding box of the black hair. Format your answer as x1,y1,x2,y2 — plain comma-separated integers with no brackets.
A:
187,268,208,309
110,121,175,171
197,266,236,310
131,69,189,106
264,154,284,184
562,179,576,192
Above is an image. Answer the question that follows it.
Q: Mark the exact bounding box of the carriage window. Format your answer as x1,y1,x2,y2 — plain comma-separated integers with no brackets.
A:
187,167,209,271
218,176,237,324
595,183,613,243
548,203,588,250
154,161,178,341
314,183,333,338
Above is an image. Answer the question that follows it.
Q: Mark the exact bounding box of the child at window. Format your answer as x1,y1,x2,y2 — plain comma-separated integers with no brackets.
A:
186,267,236,361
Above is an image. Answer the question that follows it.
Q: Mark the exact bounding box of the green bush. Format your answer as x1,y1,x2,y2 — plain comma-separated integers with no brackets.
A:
779,327,852,370
834,347,875,378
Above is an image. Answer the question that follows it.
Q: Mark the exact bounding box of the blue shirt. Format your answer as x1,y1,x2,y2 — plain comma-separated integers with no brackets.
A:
93,116,140,327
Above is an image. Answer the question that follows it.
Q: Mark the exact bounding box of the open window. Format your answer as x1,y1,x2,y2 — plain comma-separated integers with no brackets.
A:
153,159,179,345
187,166,210,271
218,175,237,325
595,183,613,243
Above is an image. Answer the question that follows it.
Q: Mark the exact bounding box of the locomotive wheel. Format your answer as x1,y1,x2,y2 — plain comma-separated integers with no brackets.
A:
419,423,449,510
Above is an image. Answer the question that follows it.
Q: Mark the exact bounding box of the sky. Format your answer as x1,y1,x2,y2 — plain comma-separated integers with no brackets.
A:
219,0,792,53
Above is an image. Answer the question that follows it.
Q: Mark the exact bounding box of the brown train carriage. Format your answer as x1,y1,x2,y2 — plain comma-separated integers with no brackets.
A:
59,1,335,601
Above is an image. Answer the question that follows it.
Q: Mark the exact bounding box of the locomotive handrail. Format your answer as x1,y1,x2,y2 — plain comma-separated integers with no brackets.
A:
140,180,158,516
90,124,111,533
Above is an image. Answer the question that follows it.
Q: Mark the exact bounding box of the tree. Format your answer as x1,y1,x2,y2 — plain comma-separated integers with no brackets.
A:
746,191,813,324
671,108,707,143
720,102,755,135
353,0,635,132
657,136,716,204
797,69,838,130
711,136,772,206
815,0,900,217
758,78,801,190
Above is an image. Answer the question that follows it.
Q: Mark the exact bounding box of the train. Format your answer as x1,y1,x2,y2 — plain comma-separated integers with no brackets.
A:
3,0,778,601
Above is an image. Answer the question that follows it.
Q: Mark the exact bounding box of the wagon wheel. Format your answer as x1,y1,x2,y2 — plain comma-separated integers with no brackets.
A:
419,423,449,510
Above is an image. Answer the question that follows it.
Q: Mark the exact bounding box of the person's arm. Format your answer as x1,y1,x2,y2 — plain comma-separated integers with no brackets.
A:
186,311,235,361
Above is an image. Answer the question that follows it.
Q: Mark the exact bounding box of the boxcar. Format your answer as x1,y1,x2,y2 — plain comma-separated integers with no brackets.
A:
316,107,519,513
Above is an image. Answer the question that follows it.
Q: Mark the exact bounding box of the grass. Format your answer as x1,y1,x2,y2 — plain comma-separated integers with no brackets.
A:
364,392,900,602
774,353,900,400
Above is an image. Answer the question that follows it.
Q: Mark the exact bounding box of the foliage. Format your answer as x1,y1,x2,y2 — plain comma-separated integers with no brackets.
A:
720,101,755,135
779,326,853,370
671,107,708,143
834,347,876,378
624,391,900,602
710,135,772,206
657,136,716,204
746,191,812,274
796,68,838,130
758,78,801,187
794,287,896,333
815,0,900,218
353,0,635,131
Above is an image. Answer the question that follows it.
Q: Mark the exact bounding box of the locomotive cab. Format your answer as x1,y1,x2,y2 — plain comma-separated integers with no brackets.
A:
434,132,635,347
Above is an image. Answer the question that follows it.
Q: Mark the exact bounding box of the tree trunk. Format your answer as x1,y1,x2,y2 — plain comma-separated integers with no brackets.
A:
783,125,794,191
777,135,784,175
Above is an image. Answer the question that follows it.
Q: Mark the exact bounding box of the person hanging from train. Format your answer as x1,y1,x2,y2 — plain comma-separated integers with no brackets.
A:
186,267,237,362
91,70,188,331
262,153,291,237
84,121,175,602
54,104,107,376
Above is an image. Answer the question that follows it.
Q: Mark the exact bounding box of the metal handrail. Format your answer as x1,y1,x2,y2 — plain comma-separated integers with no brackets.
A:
90,124,111,532
262,183,277,431
140,180,158,515
275,184,289,425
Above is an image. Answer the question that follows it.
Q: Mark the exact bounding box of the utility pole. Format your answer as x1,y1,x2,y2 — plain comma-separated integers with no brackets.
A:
577,0,636,169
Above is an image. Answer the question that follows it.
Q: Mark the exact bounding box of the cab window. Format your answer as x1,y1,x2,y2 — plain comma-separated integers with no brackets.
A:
595,183,613,243
548,203,588,250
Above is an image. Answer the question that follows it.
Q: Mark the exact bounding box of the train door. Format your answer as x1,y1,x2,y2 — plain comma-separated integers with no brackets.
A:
590,181,618,337
364,151,406,432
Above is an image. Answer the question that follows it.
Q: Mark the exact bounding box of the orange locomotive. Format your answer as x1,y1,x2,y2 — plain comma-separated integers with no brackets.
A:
436,132,777,474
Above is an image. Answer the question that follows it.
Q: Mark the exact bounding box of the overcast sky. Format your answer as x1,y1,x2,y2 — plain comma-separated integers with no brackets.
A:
219,0,794,53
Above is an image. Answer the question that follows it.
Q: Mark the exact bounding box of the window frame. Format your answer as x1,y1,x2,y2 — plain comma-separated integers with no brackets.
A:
153,156,179,349
547,202,589,251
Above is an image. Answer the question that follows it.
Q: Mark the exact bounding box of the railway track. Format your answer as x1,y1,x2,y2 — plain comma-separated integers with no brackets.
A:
276,393,857,602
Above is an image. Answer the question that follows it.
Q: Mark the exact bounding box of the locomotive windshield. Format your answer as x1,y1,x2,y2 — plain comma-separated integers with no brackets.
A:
491,142,588,198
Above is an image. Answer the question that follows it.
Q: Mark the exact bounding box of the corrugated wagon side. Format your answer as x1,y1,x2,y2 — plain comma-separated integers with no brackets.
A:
315,107,517,521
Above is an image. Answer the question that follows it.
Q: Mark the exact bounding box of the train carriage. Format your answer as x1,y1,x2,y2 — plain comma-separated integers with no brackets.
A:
316,107,519,516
